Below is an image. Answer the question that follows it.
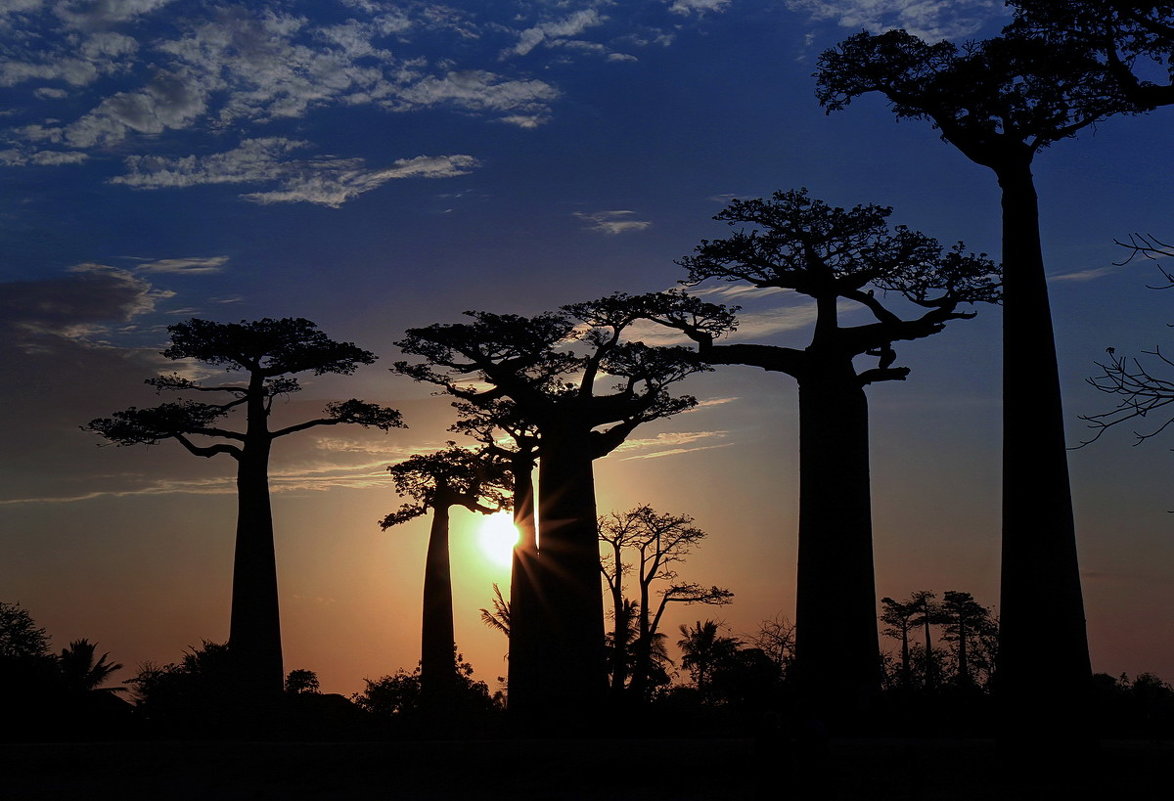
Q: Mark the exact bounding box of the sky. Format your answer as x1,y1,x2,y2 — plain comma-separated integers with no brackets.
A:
1,0,1172,696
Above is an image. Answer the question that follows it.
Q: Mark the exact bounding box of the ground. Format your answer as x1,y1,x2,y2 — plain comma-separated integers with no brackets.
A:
2,738,1170,800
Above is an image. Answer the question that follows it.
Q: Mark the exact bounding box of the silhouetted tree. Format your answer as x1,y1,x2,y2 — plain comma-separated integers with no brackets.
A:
394,293,735,718
677,620,741,696
0,601,50,660
599,505,732,702
58,640,124,696
285,669,320,695
1009,1,1174,109
0,601,59,737
654,190,998,717
908,590,945,690
381,444,511,702
880,597,919,689
125,641,240,735
816,22,1142,718
939,591,998,689
480,583,511,637
749,613,797,682
451,398,542,713
86,318,404,700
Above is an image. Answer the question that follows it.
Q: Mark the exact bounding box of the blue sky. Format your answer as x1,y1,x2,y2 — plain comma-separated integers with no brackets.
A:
1,0,1172,694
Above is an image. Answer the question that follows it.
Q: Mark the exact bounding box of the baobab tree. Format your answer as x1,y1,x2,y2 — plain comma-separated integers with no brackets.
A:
451,398,542,713
380,444,511,702
394,293,735,717
86,318,403,698
651,190,998,718
815,22,1146,722
598,505,732,702
939,590,997,688
880,597,918,690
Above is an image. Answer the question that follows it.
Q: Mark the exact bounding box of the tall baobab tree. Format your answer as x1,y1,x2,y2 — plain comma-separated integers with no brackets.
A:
394,293,735,718
86,318,403,698
381,444,511,702
598,505,732,702
815,23,1148,719
651,190,998,718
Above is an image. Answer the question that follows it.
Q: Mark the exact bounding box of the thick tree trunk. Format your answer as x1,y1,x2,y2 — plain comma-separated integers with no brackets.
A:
506,459,540,714
995,162,1091,719
533,425,607,722
420,503,457,700
793,356,880,720
228,441,284,700
922,612,936,689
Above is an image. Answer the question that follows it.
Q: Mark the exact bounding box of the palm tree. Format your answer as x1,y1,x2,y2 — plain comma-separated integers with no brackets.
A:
677,620,740,695
58,639,124,695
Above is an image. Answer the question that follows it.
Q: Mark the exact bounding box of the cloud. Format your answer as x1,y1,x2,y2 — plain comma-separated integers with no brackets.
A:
509,9,605,57
136,256,229,275
785,0,1002,41
574,209,652,235
667,0,733,16
392,69,560,123
1049,265,1121,283
0,147,88,166
111,138,480,207
614,430,733,460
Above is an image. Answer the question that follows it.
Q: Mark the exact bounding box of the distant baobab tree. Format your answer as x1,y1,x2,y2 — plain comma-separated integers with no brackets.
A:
598,504,732,702
450,397,542,713
380,443,511,703
815,18,1160,719
86,318,403,699
394,292,735,719
650,189,999,719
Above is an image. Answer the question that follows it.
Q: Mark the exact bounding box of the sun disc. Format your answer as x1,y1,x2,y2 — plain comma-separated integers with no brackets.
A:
477,512,520,568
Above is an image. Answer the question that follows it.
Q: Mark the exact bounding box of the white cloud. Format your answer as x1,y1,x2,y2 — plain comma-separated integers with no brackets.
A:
509,8,605,57
667,0,733,16
136,256,229,274
574,209,652,235
393,69,559,121
111,137,479,207
1049,265,1121,283
785,0,1002,41
0,147,87,165
615,430,734,460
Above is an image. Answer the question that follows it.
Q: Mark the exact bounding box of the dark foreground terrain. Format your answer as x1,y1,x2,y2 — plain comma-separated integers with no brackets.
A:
2,738,1170,800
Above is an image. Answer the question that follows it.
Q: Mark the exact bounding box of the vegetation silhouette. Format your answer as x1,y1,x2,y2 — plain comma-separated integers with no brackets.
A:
599,504,732,704
380,443,511,704
393,293,734,721
85,318,404,704
650,189,998,723
814,16,1169,730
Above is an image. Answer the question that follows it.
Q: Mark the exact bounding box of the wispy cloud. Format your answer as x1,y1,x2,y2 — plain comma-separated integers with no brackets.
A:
786,0,1002,41
509,8,606,57
667,0,734,16
111,138,480,206
615,430,733,460
1049,265,1121,283
574,209,652,235
136,256,229,274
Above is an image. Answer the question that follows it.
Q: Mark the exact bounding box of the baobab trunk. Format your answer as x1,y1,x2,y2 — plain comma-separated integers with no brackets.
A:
535,424,607,721
793,357,880,719
421,504,457,700
995,161,1091,716
507,457,541,714
228,441,284,700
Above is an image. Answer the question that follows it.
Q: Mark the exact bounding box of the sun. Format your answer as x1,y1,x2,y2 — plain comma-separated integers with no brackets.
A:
477,511,520,568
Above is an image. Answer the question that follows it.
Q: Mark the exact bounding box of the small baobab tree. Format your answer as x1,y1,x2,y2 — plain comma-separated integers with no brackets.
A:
381,444,511,702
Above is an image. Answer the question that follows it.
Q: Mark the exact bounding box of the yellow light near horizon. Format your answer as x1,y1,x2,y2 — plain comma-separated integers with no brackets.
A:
477,511,519,568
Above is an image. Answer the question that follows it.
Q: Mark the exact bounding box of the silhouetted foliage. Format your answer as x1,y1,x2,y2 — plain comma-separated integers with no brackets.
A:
285,669,321,695
748,613,796,682
86,318,403,700
58,639,124,695
352,657,501,735
1009,1,1174,110
124,641,243,736
0,601,50,660
651,189,997,719
394,293,734,718
381,444,510,702
816,18,1134,723
479,583,511,637
599,505,731,702
677,620,741,696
